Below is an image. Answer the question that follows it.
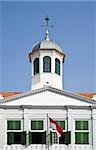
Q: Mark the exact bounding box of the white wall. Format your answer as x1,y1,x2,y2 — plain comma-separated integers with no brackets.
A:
31,50,63,90
0,107,96,150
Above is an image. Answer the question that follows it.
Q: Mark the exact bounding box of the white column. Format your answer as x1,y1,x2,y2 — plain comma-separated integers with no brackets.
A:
51,52,55,74
40,53,43,74
23,108,30,145
93,109,96,150
67,108,73,149
0,109,6,149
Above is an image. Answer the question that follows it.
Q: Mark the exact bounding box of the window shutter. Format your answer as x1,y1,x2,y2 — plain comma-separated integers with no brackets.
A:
29,132,32,144
7,132,14,145
59,133,65,144
64,131,71,145
50,131,53,145
42,131,46,144
21,131,26,145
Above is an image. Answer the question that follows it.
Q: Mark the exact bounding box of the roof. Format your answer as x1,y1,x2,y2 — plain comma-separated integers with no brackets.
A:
32,39,63,53
0,86,96,105
0,92,21,98
0,91,96,99
77,93,96,99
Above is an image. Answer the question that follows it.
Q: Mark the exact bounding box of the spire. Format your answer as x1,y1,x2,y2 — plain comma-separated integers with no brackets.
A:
45,16,50,40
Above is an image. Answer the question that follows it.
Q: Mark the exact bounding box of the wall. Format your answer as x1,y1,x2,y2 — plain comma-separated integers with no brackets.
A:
0,107,96,150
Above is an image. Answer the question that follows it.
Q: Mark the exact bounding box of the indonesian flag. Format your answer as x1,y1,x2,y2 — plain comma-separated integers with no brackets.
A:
49,117,63,137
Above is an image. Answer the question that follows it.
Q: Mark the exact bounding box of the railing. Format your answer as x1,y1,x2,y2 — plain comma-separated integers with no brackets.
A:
1,145,94,150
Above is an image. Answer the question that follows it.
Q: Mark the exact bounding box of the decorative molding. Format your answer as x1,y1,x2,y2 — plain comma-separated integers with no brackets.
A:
0,86,96,105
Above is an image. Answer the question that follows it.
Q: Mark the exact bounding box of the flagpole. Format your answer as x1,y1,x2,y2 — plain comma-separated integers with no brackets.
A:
47,114,49,150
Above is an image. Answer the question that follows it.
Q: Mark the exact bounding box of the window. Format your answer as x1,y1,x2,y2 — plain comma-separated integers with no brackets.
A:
55,58,60,75
29,132,46,144
34,58,39,75
7,120,26,145
56,121,65,130
43,56,51,72
75,121,89,144
31,120,43,130
29,120,45,144
50,120,66,144
7,132,26,145
7,121,21,130
50,131,71,145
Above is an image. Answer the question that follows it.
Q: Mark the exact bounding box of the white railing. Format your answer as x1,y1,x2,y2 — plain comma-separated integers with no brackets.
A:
1,145,94,150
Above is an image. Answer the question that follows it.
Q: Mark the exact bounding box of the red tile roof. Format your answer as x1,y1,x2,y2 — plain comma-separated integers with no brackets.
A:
77,93,96,99
0,92,22,98
0,92,96,99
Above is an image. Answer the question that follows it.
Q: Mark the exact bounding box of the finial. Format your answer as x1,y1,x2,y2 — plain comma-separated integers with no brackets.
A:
45,16,50,40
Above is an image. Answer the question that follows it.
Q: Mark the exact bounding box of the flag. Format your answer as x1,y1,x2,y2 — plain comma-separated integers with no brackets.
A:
49,117,63,137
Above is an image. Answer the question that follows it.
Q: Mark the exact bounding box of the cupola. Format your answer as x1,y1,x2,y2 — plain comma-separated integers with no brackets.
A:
29,17,65,90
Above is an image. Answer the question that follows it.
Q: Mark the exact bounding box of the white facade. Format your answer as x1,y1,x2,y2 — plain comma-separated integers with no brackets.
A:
0,17,96,150
0,87,96,150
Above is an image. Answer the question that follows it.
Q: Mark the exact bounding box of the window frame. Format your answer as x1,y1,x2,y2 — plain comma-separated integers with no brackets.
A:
29,119,45,144
50,120,66,144
75,120,89,144
43,56,51,73
31,120,44,131
7,120,26,145
55,58,60,75
33,58,39,75
7,120,21,131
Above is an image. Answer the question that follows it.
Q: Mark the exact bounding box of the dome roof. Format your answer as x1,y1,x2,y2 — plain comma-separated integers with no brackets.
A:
32,39,63,53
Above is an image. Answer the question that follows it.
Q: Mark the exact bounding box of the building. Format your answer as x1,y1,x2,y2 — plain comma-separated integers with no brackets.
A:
0,17,96,150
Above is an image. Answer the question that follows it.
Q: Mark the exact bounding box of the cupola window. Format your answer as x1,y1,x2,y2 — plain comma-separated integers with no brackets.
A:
34,58,39,75
55,58,60,75
43,56,51,72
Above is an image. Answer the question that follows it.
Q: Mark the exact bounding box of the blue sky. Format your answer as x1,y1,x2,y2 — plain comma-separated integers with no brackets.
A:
0,1,96,93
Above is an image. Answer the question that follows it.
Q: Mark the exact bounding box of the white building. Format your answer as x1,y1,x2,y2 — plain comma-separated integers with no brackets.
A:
0,17,96,150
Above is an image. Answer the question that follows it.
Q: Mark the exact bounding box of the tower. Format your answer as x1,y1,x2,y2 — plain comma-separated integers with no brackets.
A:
29,17,65,90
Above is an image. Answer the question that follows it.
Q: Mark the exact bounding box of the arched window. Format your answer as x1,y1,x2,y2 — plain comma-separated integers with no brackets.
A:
34,58,39,75
43,56,51,72
55,58,60,75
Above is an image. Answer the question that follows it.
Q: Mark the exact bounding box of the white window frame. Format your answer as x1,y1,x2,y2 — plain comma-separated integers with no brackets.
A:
75,119,90,145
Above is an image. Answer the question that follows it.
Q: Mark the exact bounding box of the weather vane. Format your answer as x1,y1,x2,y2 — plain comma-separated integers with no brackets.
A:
41,16,53,40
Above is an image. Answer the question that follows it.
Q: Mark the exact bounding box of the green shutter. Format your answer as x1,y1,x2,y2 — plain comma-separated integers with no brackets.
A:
50,131,53,145
29,132,32,144
59,133,65,144
64,131,71,145
42,132,46,144
7,132,14,145
83,132,89,144
21,131,26,145
75,132,89,144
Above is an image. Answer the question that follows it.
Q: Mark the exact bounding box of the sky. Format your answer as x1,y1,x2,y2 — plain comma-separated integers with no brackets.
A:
0,1,96,93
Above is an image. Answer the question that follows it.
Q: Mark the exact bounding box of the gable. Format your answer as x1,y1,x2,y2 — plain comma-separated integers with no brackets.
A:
1,90,94,106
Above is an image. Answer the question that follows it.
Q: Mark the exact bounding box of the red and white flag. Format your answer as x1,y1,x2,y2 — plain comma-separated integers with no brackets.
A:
49,117,63,137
